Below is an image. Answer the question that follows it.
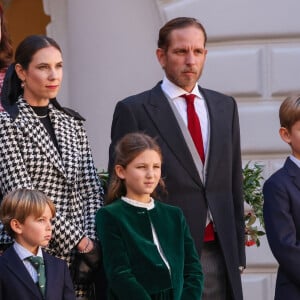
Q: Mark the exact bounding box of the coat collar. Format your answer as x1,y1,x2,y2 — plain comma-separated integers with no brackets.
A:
14,99,66,176
284,157,300,191
3,246,43,299
145,82,203,186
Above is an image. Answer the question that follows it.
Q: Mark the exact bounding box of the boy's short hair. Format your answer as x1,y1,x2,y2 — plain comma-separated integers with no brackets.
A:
0,188,55,238
279,95,300,131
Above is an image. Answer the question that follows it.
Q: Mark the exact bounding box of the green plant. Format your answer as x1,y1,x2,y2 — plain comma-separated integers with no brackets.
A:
243,162,265,247
98,169,109,193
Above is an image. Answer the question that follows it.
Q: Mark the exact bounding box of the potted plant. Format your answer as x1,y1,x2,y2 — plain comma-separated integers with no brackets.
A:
243,162,265,247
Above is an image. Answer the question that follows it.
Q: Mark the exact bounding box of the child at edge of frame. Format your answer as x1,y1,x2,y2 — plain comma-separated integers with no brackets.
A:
263,95,300,300
0,188,76,300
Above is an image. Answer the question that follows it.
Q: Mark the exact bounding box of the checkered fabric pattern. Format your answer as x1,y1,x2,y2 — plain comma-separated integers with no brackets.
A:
0,98,104,297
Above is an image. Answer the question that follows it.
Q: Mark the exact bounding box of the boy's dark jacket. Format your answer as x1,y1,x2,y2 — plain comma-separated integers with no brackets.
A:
0,246,75,300
263,157,300,299
96,199,203,300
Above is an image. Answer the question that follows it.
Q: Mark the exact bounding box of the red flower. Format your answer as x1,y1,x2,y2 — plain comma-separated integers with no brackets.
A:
245,239,256,247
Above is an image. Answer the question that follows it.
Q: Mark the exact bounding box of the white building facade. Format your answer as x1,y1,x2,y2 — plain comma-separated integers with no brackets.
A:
42,0,300,299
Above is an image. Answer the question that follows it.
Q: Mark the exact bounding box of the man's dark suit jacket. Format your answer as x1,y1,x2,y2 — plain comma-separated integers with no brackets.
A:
0,246,76,300
109,82,245,300
263,157,300,300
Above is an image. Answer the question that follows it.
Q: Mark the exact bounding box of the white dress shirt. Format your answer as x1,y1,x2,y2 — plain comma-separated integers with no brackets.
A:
13,241,44,283
161,76,209,154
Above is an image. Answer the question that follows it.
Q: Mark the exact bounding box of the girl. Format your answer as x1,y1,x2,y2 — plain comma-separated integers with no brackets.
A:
96,132,203,300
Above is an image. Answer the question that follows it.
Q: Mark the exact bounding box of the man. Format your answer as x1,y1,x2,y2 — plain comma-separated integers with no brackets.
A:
109,17,245,300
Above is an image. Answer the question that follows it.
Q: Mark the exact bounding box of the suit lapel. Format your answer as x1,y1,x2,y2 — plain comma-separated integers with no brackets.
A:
200,87,228,179
43,251,56,299
49,103,80,182
3,247,42,299
144,83,203,186
285,157,300,191
15,100,66,176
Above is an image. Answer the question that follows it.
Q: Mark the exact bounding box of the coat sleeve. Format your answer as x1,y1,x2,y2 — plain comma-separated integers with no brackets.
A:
231,98,246,267
263,177,300,285
77,122,104,240
180,211,204,299
96,208,152,300
0,117,34,244
63,260,77,300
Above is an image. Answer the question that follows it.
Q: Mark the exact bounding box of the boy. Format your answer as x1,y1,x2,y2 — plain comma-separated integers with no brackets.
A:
0,188,76,300
263,95,300,299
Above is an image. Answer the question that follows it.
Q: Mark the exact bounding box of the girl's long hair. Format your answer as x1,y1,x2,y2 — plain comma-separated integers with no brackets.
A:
107,132,166,204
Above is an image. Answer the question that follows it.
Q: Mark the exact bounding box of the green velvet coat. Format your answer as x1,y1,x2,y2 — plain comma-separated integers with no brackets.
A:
96,199,203,300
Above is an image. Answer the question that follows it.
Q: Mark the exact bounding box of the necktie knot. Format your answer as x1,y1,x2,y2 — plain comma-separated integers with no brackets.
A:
27,255,44,269
181,94,196,104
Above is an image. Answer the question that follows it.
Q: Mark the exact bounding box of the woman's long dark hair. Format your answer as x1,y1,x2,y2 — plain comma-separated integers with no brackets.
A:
107,132,166,204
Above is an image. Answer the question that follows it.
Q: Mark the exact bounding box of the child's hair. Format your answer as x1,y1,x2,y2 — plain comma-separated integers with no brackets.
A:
0,188,55,238
107,132,166,204
279,95,300,131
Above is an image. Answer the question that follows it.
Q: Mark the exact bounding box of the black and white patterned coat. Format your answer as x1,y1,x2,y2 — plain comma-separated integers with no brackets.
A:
0,98,103,262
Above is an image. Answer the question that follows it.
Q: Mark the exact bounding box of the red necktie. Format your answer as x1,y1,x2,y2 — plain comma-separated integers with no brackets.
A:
182,94,215,242
182,94,205,163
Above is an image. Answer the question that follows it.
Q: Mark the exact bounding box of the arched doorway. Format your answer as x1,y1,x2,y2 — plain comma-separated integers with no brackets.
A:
1,0,50,52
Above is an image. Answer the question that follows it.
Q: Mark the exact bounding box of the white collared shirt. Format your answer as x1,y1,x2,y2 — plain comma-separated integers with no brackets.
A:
161,76,209,154
13,242,44,283
289,154,300,168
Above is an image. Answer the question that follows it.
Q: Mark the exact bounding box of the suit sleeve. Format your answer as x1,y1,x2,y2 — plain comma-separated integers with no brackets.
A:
77,121,104,240
231,98,246,267
96,208,152,300
0,117,34,244
263,178,300,285
109,100,139,173
180,211,204,300
63,261,76,300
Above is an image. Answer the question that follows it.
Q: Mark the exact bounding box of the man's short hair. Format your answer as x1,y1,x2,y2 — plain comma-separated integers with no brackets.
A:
279,95,300,131
157,17,207,50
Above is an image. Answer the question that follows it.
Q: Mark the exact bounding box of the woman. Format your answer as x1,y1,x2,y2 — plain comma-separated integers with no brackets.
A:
0,3,13,110
0,35,103,300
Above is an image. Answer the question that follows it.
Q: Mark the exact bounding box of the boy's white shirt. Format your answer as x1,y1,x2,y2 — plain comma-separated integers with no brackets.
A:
289,154,300,168
13,241,43,283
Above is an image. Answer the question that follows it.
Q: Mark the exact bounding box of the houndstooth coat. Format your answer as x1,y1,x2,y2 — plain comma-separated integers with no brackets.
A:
0,98,103,262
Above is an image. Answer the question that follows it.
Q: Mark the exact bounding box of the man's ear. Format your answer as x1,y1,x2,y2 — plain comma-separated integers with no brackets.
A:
15,63,26,82
10,219,23,235
156,48,166,69
115,165,125,179
279,127,291,144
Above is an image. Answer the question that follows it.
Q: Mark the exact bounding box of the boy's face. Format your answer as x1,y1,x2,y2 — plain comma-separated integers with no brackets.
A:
280,120,300,159
12,204,53,255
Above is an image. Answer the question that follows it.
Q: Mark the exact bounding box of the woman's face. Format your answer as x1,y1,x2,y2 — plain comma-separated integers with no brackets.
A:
16,46,63,106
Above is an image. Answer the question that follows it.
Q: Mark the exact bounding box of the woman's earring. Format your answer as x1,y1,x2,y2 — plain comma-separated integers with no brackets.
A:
21,81,25,88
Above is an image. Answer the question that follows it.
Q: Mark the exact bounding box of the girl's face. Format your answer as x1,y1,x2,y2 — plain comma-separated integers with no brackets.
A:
15,46,63,107
115,149,162,203
12,204,53,255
